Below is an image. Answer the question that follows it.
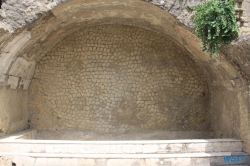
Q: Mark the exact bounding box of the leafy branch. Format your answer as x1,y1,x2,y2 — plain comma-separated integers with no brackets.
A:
190,0,239,56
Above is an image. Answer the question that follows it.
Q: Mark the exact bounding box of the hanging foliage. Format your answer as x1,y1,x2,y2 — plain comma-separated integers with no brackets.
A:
190,0,239,56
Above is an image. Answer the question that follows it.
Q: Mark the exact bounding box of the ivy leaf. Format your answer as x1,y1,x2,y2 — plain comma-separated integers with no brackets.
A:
191,0,239,56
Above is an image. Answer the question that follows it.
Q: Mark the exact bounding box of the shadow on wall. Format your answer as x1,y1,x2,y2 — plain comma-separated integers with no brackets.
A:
0,0,4,9
0,130,4,137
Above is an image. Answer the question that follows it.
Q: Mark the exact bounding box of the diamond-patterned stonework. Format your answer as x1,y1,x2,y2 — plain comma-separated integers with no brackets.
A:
28,24,210,134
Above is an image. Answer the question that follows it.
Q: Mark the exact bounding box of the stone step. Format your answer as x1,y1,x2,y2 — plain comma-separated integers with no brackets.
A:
36,130,214,140
0,139,243,154
1,152,249,166
0,151,248,158
0,129,36,140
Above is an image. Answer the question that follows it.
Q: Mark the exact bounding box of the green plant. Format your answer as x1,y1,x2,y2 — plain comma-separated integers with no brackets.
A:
190,0,239,56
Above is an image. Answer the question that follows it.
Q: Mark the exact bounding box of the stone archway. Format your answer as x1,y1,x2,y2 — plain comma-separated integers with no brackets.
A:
0,0,249,153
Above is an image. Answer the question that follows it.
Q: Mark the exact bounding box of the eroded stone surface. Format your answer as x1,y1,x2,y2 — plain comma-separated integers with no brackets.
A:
0,86,28,134
0,0,249,156
0,139,244,154
0,0,68,32
36,130,213,140
28,24,210,133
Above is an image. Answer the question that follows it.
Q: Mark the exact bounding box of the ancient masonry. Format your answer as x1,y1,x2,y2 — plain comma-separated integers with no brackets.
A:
0,0,250,156
29,25,210,133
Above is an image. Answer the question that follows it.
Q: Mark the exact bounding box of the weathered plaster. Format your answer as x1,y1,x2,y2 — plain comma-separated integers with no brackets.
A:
0,86,28,134
0,31,30,75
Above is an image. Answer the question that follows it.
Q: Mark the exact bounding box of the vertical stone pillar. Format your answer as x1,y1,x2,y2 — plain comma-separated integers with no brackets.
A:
234,0,250,34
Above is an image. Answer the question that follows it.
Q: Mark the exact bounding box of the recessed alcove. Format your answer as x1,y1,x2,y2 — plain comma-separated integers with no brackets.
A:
28,24,211,140
0,0,249,164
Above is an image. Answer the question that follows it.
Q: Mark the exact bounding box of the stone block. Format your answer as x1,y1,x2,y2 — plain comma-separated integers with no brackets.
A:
34,158,47,166
0,32,31,74
77,158,95,166
59,158,78,166
131,159,151,166
12,156,35,166
9,57,36,80
143,144,158,153
19,79,31,90
0,74,6,83
107,159,131,166
46,158,60,166
45,144,54,153
7,76,19,89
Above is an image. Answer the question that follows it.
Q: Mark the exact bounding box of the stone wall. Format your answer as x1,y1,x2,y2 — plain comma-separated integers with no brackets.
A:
0,0,200,32
211,87,250,152
0,0,67,32
0,0,249,153
28,24,210,134
1,0,249,34
0,86,28,134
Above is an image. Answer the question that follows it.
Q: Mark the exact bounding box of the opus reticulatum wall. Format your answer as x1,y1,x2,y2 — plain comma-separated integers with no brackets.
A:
28,24,210,133
0,0,249,153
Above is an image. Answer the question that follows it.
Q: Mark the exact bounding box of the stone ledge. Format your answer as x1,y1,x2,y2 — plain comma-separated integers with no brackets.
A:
0,152,248,158
0,129,37,140
0,138,243,154
0,138,243,144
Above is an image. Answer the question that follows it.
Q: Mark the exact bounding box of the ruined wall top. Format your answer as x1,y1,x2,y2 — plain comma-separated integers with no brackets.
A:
0,0,67,32
0,0,249,33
